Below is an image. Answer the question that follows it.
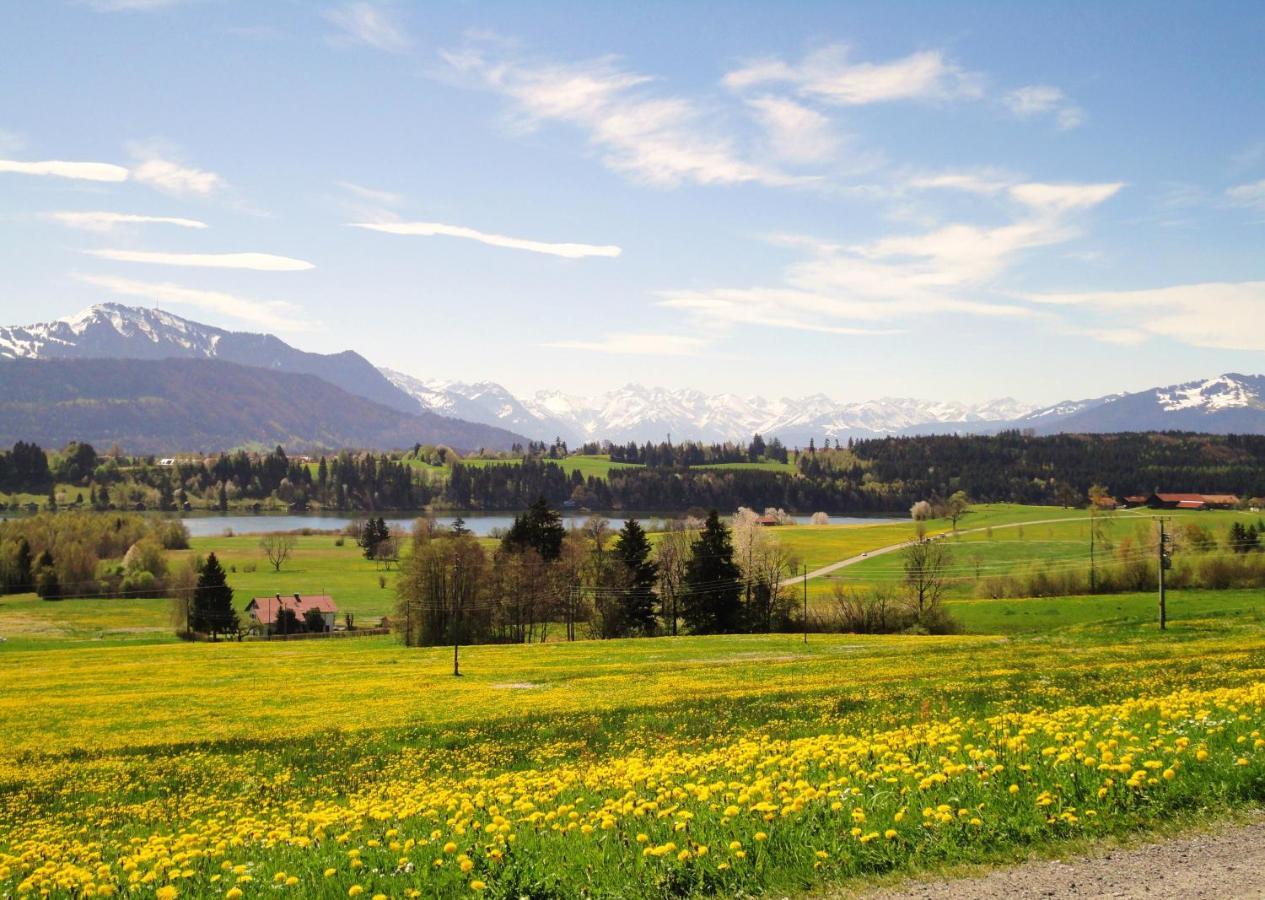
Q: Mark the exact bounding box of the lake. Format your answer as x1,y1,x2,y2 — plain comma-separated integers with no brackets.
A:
177,511,904,538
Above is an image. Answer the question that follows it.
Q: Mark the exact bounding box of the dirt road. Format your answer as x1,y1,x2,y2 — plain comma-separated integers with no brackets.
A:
856,818,1265,899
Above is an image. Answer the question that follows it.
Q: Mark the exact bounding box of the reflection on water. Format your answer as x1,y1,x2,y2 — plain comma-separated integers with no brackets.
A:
177,511,903,538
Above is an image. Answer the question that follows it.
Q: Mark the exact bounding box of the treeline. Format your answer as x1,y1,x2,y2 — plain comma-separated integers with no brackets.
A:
0,512,190,599
852,432,1265,502
3,441,434,512
0,441,53,492
395,500,805,647
595,434,790,466
439,460,905,512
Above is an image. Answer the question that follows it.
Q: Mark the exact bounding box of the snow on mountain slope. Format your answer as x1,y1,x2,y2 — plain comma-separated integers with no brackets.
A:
384,374,1041,444
0,303,423,415
1156,374,1261,412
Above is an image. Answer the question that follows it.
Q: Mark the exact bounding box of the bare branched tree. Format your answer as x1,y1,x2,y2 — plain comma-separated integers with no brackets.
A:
902,538,952,620
259,533,297,573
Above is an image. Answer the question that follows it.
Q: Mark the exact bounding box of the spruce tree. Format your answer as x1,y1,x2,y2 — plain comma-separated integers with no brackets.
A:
33,549,59,600
681,510,742,634
192,552,238,640
14,538,32,592
614,518,658,636
502,496,565,561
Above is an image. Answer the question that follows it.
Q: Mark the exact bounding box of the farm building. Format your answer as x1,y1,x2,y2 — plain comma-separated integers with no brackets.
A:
1140,492,1241,510
246,594,338,635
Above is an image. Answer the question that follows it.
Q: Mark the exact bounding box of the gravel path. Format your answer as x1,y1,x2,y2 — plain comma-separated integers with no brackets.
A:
857,818,1265,899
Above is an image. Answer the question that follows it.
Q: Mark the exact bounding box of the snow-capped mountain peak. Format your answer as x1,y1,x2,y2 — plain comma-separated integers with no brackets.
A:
382,370,1042,445
1155,374,1261,412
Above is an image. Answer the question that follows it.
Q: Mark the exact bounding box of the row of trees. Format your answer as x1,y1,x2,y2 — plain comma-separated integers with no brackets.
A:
0,512,190,600
394,499,811,647
598,435,791,467
853,432,1265,502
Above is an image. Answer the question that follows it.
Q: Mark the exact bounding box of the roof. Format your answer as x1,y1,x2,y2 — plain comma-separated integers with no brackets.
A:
247,594,337,624
1153,492,1239,505
1175,500,1207,509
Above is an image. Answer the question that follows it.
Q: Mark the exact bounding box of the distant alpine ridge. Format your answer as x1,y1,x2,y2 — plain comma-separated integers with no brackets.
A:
383,370,1265,445
4,304,1265,448
0,302,420,415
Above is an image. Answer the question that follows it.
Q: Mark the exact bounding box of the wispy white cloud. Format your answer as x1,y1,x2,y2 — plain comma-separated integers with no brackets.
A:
76,274,321,332
130,156,223,196
657,180,1121,336
337,181,404,207
724,45,983,106
1025,281,1265,351
544,332,706,355
1226,178,1265,213
0,158,129,182
442,43,807,188
85,0,186,10
1003,85,1085,130
45,211,207,232
745,95,838,165
351,221,621,259
85,249,315,271
1008,181,1124,213
324,2,411,53
906,170,1012,195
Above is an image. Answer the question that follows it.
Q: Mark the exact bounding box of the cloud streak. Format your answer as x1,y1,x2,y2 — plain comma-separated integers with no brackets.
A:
46,211,207,232
724,45,982,106
85,249,315,271
1004,85,1085,130
351,221,622,259
130,156,223,196
442,44,808,188
656,180,1122,336
1024,281,1265,351
545,332,706,355
76,274,321,332
324,2,411,53
0,159,129,181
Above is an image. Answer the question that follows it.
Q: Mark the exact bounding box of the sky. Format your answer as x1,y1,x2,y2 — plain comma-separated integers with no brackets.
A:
1,0,1263,406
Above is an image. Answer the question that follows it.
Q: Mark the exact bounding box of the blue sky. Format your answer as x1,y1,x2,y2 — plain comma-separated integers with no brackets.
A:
1,0,1263,405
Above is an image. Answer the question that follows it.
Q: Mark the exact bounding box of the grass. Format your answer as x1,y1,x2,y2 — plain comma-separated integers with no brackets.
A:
948,587,1265,634
0,592,177,651
459,454,643,480
692,460,799,474
178,533,403,622
2,599,1264,897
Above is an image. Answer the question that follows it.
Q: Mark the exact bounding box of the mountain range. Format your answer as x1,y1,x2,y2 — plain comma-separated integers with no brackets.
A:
3,303,1265,449
384,370,1265,445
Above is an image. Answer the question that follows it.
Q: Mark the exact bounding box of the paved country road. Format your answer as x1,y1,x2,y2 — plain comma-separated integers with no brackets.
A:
848,817,1265,899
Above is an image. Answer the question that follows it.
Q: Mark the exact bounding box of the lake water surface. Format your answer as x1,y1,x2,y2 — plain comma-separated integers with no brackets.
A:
178,511,903,538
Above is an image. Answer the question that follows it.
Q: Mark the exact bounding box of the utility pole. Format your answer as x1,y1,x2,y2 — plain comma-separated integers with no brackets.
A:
1089,508,1096,594
802,571,808,644
452,559,462,676
1157,517,1169,631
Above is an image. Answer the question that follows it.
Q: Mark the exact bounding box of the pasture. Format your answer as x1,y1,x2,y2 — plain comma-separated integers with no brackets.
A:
2,595,1264,897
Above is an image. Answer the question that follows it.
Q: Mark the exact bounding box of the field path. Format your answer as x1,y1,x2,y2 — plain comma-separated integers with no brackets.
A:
780,512,1138,589
851,817,1265,899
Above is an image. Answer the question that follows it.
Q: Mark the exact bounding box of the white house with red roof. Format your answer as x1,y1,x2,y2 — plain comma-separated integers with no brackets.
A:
246,594,338,635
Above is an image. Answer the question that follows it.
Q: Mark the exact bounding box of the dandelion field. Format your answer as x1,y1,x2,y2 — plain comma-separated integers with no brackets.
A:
3,602,1265,898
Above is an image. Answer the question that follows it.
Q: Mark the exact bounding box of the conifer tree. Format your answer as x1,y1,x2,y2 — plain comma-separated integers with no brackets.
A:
681,510,742,634
191,552,237,640
13,538,32,592
614,518,658,636
502,496,565,561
